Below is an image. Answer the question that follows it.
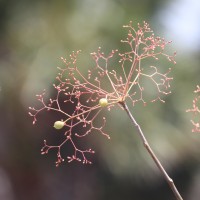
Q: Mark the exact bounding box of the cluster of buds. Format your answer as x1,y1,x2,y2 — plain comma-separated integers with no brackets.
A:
29,21,176,166
187,85,200,132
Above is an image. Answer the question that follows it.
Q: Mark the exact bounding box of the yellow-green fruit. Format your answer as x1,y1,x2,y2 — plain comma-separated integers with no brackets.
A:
54,121,65,129
99,98,108,107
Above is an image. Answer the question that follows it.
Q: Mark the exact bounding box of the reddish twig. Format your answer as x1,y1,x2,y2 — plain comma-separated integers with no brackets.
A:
186,85,200,132
120,101,183,200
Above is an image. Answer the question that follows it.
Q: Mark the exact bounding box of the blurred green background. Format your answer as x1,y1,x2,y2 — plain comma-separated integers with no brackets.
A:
0,0,200,199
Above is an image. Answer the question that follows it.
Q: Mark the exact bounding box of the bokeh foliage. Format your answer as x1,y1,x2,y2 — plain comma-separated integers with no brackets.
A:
0,0,200,199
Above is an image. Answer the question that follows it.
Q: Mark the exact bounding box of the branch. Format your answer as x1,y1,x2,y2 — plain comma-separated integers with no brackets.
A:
119,101,183,200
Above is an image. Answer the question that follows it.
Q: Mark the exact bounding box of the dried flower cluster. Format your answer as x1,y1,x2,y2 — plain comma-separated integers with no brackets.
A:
29,21,176,167
187,85,200,132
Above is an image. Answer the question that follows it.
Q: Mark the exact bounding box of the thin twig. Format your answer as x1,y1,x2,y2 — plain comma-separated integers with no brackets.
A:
119,101,183,200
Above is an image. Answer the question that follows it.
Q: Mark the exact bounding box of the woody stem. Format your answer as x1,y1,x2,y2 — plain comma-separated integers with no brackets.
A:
119,101,183,200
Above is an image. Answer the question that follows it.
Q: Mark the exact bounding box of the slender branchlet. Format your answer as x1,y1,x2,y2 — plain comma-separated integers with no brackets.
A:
29,21,182,199
187,85,200,132
119,101,183,200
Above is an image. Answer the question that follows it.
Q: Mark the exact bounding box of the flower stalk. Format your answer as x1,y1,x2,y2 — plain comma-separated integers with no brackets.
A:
119,101,183,200
29,21,181,198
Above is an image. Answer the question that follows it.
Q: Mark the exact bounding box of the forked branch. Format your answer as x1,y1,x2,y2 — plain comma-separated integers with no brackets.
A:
29,21,181,198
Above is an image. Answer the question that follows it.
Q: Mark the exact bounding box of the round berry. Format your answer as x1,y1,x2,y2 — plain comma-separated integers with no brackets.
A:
99,98,108,107
53,121,65,129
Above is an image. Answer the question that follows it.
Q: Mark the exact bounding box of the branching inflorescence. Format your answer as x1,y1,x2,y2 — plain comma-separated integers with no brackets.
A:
29,21,176,166
187,85,200,132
